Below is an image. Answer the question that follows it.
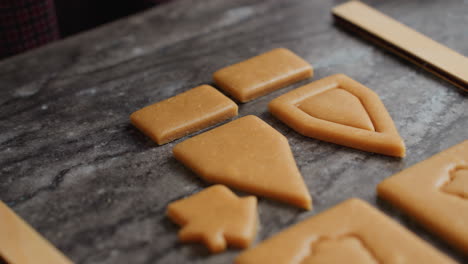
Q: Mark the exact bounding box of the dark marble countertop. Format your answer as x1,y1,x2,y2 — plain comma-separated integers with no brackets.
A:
0,0,467,263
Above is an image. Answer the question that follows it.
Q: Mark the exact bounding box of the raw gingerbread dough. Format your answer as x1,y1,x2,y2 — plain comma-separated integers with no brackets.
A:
269,74,405,157
167,185,257,253
130,85,237,145
173,115,312,210
0,201,73,264
236,199,456,264
378,140,468,253
441,167,468,199
301,236,378,264
213,48,313,102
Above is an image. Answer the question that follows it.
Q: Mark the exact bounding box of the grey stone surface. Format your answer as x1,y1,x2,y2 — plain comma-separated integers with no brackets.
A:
0,0,467,263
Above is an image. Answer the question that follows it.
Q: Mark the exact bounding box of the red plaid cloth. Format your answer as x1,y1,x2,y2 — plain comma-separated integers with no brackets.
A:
0,0,60,59
0,0,170,60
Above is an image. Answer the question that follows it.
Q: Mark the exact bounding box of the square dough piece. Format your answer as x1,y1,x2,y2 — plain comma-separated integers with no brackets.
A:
378,140,468,253
130,85,238,145
236,199,456,264
213,48,313,102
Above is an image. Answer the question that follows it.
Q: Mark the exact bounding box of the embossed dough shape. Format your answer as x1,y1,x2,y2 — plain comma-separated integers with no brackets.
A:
378,140,468,253
172,115,312,210
167,185,257,253
441,167,468,198
268,74,405,157
213,48,313,102
301,236,378,264
235,199,456,264
130,85,238,145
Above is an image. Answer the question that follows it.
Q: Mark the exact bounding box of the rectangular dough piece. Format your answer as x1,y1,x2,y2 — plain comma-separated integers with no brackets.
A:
130,85,238,145
378,140,468,253
0,201,73,264
236,199,455,264
213,48,313,102
332,1,468,91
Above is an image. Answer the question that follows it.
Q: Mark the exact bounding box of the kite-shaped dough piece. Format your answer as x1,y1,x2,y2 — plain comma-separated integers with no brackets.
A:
269,74,405,157
0,201,73,264
173,115,312,210
236,199,456,264
167,185,258,253
378,140,468,253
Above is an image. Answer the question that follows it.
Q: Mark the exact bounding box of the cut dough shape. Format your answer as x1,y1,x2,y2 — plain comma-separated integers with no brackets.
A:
441,168,468,199
302,236,378,264
0,201,73,264
173,115,312,210
236,199,456,264
378,140,468,253
130,85,238,145
269,74,405,157
298,88,374,131
167,185,257,253
213,48,313,102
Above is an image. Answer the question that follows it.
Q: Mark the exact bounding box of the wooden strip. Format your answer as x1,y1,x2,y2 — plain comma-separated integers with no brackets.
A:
332,1,468,91
0,201,73,264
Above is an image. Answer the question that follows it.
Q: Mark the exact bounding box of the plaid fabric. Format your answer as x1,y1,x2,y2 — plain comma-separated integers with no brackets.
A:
0,0,60,59
0,0,170,60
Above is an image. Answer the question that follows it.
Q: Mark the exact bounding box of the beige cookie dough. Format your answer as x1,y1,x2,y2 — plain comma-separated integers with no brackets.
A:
378,140,468,253
167,185,257,253
213,48,313,102
0,201,73,264
173,115,312,210
236,199,456,264
269,74,405,157
130,85,237,145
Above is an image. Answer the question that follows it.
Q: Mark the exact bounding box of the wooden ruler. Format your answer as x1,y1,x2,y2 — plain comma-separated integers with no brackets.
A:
333,1,468,92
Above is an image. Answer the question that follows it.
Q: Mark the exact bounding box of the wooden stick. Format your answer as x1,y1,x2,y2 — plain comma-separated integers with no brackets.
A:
333,1,468,92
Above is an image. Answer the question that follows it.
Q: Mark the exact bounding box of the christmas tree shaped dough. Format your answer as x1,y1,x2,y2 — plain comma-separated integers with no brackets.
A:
173,115,312,210
269,74,405,157
167,185,257,253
